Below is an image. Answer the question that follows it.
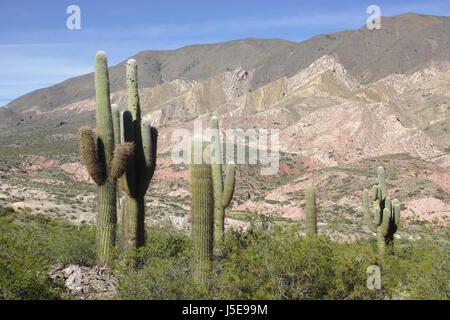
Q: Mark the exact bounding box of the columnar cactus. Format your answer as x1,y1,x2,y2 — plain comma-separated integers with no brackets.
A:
210,116,235,252
305,184,318,237
363,166,401,255
190,135,214,284
118,59,158,252
77,51,134,267
116,196,126,249
112,104,123,247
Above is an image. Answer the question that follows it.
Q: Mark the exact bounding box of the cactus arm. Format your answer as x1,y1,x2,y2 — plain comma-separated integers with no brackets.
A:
126,59,141,121
380,208,390,237
385,196,392,214
221,162,235,208
210,116,222,162
120,110,134,143
111,142,135,180
374,208,381,226
363,189,377,233
393,200,401,231
78,126,106,185
190,135,214,284
118,110,136,197
373,185,381,217
377,166,387,200
111,104,121,146
375,185,382,208
305,184,318,237
111,104,131,179
377,185,382,199
137,118,158,196
372,185,379,200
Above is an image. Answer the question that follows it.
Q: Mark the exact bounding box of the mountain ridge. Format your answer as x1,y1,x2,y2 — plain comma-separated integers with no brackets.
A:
2,13,450,126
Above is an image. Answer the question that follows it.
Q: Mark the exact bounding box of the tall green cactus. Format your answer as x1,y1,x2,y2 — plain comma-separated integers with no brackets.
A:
210,116,235,252
118,59,158,252
305,184,318,237
363,166,401,255
111,104,123,249
77,51,134,267
190,135,214,285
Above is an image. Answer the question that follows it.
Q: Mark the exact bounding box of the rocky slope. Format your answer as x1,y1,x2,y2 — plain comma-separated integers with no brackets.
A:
0,13,449,233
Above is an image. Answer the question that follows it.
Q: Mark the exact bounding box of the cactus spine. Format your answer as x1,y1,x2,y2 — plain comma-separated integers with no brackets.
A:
118,59,158,252
77,52,134,267
363,166,401,255
210,116,235,252
190,135,214,284
305,184,318,237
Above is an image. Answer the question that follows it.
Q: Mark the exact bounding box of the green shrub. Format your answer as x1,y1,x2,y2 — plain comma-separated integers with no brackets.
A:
392,231,449,299
0,207,95,299
1,207,448,300
114,220,396,299
0,208,67,299
114,223,207,299
215,223,388,299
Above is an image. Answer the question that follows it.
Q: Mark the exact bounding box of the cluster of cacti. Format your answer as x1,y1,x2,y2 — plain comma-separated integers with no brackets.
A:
78,52,402,274
189,135,214,284
78,52,157,266
77,51,135,267
304,184,318,237
210,116,236,252
363,166,401,255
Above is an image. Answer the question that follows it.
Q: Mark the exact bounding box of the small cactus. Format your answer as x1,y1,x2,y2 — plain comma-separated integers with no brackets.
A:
77,51,134,267
363,166,401,255
305,184,318,237
190,135,214,285
210,116,235,252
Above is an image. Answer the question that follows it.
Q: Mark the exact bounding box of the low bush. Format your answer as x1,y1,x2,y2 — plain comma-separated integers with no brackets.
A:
0,207,95,299
1,207,448,300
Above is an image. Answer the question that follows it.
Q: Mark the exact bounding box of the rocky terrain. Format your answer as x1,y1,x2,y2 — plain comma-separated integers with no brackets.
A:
0,13,448,241
48,265,118,300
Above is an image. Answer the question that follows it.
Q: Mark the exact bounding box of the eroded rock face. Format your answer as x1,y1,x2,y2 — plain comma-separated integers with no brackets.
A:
223,67,252,101
48,265,118,300
60,162,92,183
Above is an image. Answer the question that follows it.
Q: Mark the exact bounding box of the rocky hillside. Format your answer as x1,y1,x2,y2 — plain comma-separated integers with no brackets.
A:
1,13,450,121
0,13,448,234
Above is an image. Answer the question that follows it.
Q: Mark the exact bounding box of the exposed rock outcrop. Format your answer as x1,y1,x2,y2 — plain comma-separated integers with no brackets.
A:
48,265,118,300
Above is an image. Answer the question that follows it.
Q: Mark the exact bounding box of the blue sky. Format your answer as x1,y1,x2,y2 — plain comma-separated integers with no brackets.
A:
1,0,449,107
